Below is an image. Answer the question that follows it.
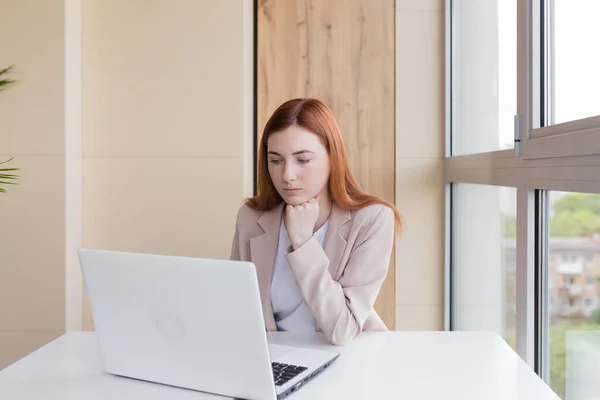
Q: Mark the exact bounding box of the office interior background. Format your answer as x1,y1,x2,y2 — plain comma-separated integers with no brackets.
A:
1,0,599,398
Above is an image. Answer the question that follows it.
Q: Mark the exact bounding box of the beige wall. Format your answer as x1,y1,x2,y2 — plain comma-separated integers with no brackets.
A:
0,0,445,369
0,0,67,368
395,0,445,330
0,0,253,366
80,0,254,330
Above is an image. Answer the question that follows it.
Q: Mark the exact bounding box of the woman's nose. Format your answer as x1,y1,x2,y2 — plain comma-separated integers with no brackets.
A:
283,164,297,183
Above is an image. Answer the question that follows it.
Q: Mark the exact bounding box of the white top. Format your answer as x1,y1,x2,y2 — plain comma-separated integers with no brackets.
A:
270,220,329,332
0,332,560,399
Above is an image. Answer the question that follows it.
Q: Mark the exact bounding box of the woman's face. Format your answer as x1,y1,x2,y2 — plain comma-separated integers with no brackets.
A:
267,125,330,206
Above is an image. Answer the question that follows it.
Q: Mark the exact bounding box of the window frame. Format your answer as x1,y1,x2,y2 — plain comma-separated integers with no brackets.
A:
445,0,600,385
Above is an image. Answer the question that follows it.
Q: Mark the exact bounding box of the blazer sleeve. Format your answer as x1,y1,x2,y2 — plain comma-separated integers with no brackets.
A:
285,206,394,345
229,228,240,261
229,211,241,261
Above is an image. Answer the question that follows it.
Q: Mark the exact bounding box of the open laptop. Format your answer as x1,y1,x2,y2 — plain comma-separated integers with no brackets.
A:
78,248,339,400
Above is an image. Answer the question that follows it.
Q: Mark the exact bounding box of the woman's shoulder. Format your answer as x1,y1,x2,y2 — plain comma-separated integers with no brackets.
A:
235,202,262,225
345,204,395,244
349,203,394,225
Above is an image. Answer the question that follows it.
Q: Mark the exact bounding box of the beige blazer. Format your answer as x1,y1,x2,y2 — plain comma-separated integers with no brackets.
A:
229,201,395,345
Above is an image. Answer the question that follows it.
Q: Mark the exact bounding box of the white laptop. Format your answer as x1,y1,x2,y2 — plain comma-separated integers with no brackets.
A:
78,248,339,400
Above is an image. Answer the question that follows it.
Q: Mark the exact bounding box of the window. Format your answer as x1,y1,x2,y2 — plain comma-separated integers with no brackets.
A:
560,253,578,263
568,298,577,307
587,277,595,286
451,0,516,155
563,276,575,286
452,184,517,349
547,192,600,398
551,1,600,124
447,2,600,399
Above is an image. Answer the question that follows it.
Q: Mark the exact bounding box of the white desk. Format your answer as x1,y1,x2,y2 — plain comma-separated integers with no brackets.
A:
0,331,559,400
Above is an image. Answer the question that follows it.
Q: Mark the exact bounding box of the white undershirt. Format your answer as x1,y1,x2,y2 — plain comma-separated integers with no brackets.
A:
270,220,329,332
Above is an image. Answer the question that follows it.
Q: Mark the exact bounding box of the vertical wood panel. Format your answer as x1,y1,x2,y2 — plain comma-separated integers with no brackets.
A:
258,0,396,329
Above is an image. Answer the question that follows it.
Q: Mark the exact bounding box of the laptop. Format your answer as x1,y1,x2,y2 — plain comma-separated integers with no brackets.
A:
78,248,339,400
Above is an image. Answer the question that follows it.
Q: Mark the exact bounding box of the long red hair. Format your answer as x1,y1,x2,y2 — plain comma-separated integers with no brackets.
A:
246,98,401,234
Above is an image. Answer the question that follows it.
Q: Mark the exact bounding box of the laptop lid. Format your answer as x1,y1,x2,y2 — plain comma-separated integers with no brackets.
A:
78,248,277,400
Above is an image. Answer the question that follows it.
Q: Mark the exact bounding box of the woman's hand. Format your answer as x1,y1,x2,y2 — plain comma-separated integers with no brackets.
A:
284,198,320,250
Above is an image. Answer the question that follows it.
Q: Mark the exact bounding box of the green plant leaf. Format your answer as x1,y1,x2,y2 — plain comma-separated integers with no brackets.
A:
0,66,17,89
0,79,17,87
0,156,20,193
0,65,15,76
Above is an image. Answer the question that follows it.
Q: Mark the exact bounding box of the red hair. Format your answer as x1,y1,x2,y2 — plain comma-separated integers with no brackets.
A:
246,98,401,234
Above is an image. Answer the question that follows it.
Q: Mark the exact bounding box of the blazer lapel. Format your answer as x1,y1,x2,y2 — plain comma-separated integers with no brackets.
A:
324,203,351,280
249,203,284,331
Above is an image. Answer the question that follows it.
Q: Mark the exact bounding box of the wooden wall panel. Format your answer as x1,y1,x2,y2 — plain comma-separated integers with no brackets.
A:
258,0,396,329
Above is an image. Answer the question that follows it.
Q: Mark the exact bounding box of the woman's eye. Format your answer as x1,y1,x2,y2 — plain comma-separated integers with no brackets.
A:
298,159,311,164
268,159,282,164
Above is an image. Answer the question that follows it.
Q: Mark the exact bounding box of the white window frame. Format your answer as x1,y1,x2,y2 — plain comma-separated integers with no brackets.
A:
445,0,600,384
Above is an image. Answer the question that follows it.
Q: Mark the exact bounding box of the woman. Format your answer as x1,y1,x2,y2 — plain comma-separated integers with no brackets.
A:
230,98,401,345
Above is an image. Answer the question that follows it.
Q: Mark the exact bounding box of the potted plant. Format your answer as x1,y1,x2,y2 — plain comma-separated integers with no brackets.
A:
0,65,20,193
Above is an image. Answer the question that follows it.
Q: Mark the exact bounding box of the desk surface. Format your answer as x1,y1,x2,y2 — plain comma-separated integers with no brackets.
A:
0,331,559,400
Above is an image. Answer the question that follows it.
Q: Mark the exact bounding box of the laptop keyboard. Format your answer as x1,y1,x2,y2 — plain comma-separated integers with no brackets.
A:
272,362,308,386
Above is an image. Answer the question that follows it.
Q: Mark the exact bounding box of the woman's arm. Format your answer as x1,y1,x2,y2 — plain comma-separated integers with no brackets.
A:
229,227,240,261
285,206,394,345
230,206,244,261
